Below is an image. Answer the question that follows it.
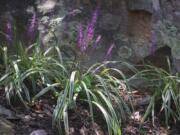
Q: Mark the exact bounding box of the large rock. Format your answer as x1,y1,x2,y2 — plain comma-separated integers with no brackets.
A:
99,13,122,31
38,0,180,69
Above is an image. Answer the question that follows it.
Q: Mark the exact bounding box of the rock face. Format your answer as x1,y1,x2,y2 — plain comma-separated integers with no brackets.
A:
0,0,180,70
43,0,180,71
37,0,180,69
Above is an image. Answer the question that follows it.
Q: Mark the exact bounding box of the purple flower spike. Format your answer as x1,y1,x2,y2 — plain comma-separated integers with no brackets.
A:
5,17,13,45
150,30,157,56
28,12,37,42
77,24,84,51
29,12,37,33
85,8,99,45
77,6,99,52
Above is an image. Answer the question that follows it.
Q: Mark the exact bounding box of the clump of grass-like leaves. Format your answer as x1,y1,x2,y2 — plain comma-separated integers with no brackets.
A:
0,43,67,107
141,59,180,126
52,61,138,135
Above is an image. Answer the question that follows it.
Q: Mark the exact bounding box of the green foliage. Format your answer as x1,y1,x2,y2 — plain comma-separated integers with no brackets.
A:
52,61,138,135
0,42,67,107
141,59,180,126
0,37,137,134
0,14,140,134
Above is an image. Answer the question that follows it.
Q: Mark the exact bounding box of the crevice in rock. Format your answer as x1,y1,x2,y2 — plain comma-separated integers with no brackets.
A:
144,46,172,70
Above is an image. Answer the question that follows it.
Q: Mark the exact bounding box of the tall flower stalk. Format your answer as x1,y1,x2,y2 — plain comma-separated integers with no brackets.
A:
85,8,98,43
77,7,99,52
27,12,37,43
77,24,85,52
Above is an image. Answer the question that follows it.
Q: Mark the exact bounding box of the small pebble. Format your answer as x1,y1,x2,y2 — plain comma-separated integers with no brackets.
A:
29,129,47,135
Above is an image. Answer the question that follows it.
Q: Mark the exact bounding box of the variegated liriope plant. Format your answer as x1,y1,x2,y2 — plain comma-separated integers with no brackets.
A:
0,9,138,135
51,7,139,135
140,58,180,127
0,13,68,108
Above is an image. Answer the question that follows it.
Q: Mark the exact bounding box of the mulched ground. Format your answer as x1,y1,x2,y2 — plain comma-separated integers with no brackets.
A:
121,90,180,135
0,88,55,135
0,88,106,135
0,87,180,135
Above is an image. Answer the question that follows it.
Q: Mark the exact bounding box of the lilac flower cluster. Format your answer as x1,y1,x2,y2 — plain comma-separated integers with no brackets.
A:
77,6,115,61
77,8,99,52
4,12,38,46
86,8,98,43
27,12,37,43
77,24,84,51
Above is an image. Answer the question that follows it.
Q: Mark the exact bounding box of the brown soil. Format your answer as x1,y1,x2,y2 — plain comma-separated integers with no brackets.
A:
0,87,180,135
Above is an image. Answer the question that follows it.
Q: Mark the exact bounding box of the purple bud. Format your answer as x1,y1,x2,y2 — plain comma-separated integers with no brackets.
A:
6,21,12,30
93,35,101,48
105,44,115,60
106,44,115,56
95,35,101,44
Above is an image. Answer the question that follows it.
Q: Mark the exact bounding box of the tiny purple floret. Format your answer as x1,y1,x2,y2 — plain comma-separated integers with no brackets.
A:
77,24,84,51
93,35,101,48
105,44,115,60
106,44,115,57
